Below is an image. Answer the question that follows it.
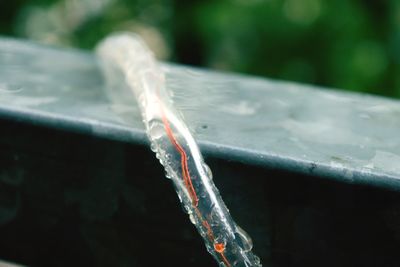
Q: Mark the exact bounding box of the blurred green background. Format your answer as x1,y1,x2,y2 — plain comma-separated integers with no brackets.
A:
1,0,399,98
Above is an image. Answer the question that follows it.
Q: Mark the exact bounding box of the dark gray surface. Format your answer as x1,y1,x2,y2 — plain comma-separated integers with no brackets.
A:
0,37,399,191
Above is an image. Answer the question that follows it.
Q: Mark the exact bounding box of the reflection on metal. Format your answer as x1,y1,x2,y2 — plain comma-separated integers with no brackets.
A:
0,37,399,192
0,260,24,267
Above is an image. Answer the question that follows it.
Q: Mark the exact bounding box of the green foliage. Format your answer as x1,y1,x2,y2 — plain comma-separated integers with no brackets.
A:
1,0,399,98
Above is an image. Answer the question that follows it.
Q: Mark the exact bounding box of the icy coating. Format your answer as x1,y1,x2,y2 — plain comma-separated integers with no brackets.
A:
96,33,262,267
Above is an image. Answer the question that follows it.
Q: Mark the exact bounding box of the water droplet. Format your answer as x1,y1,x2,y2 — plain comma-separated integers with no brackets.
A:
214,242,226,253
164,153,172,165
220,261,228,267
177,194,182,203
189,213,196,224
0,83,23,94
149,122,164,139
150,143,157,152
182,204,191,214
202,163,213,180
359,113,371,119
235,225,253,252
205,244,214,254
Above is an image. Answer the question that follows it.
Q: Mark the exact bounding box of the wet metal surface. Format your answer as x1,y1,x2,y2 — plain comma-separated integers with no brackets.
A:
0,37,399,191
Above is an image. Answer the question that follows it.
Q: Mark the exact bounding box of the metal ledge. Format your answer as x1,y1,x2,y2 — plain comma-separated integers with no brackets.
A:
0,37,399,191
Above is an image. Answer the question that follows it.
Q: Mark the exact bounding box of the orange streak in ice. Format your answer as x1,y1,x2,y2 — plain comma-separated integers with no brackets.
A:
158,99,230,267
159,102,198,206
